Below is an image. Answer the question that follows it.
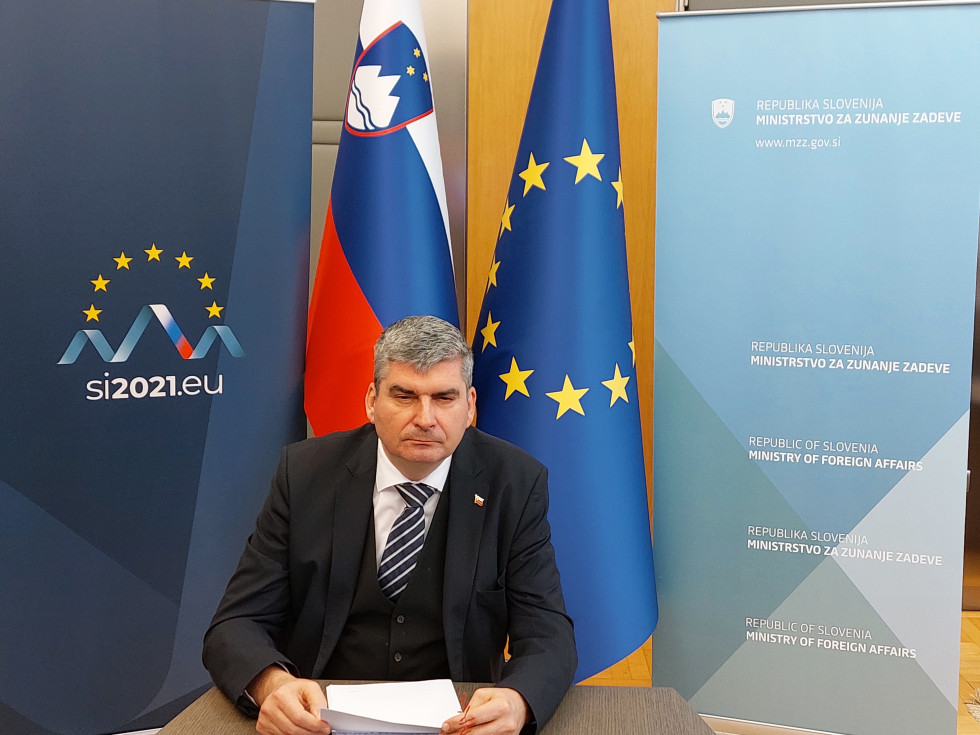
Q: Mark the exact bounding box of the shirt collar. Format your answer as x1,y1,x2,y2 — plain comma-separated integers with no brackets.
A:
375,439,451,494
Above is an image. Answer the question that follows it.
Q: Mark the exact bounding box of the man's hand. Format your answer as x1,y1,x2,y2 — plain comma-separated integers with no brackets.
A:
248,666,330,735
440,687,530,735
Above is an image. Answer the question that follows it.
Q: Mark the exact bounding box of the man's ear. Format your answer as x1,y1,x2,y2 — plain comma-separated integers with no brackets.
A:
365,381,378,423
466,386,476,425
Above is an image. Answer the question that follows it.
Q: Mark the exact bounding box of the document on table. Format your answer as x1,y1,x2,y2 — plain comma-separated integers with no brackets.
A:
319,679,462,734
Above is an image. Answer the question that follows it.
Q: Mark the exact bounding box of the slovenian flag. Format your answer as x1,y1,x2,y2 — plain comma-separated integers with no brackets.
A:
305,0,458,435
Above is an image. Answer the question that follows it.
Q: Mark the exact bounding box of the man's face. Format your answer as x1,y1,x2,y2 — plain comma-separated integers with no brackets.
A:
366,357,476,480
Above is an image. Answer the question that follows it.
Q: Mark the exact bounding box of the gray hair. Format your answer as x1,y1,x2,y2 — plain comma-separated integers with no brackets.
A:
374,315,473,387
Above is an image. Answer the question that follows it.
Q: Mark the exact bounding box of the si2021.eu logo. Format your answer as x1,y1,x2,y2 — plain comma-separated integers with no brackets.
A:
58,243,244,401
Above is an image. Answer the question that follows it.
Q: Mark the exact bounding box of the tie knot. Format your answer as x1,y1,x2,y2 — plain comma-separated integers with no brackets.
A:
395,482,435,508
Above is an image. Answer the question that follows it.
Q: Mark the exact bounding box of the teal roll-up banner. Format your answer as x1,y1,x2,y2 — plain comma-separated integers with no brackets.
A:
0,1,312,733
654,5,980,734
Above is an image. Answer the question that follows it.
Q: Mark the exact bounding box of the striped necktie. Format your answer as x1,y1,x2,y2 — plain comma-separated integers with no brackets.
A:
378,482,436,601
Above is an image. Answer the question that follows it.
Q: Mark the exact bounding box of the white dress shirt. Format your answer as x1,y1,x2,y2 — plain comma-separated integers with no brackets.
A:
373,439,450,567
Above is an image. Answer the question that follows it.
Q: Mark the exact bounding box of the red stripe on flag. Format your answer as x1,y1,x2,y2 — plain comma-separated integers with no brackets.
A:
305,202,382,436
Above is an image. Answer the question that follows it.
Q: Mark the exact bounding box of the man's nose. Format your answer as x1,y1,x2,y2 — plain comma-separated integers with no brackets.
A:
414,396,436,427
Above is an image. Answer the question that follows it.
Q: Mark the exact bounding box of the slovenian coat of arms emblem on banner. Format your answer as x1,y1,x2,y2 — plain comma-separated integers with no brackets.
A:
345,21,434,136
712,98,735,128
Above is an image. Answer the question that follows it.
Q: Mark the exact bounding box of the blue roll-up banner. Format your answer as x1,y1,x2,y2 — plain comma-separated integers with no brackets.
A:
0,1,312,733
654,5,980,735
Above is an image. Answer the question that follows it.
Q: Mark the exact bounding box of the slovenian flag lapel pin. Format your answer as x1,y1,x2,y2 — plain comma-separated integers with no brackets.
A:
474,494,484,507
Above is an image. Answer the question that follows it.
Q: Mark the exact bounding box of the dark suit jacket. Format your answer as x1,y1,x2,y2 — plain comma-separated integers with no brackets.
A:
203,424,576,731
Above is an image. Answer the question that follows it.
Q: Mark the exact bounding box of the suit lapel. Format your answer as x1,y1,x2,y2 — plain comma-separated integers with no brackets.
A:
313,429,377,674
442,429,489,678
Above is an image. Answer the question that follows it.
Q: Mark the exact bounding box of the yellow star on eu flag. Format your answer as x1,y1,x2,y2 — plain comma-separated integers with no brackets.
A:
518,152,549,196
83,304,102,322
91,274,110,292
601,364,630,406
564,138,604,184
545,375,589,418
486,257,501,291
480,311,500,352
499,199,515,239
145,243,163,261
113,252,132,270
175,251,194,269
612,167,624,208
206,301,224,319
198,272,216,290
499,357,534,399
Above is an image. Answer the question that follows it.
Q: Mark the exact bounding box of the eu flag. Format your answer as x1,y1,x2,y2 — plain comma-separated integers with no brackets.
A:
471,0,657,681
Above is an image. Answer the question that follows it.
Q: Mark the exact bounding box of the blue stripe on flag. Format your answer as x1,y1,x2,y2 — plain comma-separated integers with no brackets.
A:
330,123,457,328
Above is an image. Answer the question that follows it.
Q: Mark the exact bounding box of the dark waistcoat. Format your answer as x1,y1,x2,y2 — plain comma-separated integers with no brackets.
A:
321,489,451,680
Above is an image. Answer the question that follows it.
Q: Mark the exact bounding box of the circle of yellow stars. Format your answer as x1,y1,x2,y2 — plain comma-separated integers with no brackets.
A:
81,242,225,323
478,135,633,420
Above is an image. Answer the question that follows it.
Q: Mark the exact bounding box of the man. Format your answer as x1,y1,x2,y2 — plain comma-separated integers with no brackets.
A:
203,315,576,735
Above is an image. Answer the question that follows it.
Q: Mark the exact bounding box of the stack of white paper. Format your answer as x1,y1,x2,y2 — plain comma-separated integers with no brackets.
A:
320,679,462,734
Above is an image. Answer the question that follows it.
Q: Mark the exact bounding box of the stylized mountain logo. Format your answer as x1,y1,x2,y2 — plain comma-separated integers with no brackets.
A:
60,241,244,366
58,304,245,364
347,65,401,131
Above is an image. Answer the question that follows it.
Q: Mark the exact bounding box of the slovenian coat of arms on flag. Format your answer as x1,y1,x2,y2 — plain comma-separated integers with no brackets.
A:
305,0,458,436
